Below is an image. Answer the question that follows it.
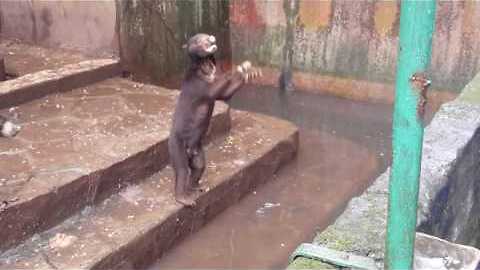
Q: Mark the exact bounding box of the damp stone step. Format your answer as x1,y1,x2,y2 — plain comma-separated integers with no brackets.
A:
0,110,299,270
0,78,231,252
0,40,120,109
0,59,121,109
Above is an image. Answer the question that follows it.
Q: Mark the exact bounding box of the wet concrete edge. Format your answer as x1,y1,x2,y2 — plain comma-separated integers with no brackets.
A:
90,127,299,270
308,72,480,268
0,59,122,109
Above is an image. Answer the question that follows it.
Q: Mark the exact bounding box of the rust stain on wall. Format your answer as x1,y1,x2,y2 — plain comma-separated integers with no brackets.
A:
374,1,397,37
298,0,331,30
462,1,477,35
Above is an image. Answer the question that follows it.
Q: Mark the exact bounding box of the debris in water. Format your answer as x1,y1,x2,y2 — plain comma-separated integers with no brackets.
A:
256,202,281,216
264,202,281,208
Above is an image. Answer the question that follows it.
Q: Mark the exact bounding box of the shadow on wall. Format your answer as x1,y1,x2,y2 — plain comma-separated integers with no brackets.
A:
419,126,480,248
115,0,231,86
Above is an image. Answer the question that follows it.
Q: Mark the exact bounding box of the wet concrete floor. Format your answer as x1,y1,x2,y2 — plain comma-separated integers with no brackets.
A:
148,86,399,269
0,79,178,204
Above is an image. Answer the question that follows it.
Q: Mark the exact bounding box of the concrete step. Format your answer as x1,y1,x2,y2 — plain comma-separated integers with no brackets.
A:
0,59,121,109
0,78,231,252
0,111,299,270
0,39,121,109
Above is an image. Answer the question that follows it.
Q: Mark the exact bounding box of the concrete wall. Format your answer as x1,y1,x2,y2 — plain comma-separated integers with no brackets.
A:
2,0,477,101
230,0,480,93
0,0,118,57
417,72,480,248
116,0,230,85
0,0,229,86
311,71,480,264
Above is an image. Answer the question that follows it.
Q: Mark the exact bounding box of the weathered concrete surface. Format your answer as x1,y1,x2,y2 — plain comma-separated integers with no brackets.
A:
311,72,480,267
252,66,456,107
417,102,480,230
0,110,299,270
0,78,231,252
418,73,480,247
414,233,480,270
0,39,89,76
230,0,480,92
288,257,335,270
0,1,117,57
0,0,231,86
116,0,231,85
3,0,477,103
0,59,121,109
292,232,480,270
313,166,388,264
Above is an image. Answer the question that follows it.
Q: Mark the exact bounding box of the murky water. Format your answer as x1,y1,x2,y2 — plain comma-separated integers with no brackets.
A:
147,85,397,269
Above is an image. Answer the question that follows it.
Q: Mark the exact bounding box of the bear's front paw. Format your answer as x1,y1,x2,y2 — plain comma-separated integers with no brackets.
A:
236,61,262,82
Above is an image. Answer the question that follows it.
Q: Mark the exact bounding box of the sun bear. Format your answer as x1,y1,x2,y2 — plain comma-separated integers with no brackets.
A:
168,33,261,206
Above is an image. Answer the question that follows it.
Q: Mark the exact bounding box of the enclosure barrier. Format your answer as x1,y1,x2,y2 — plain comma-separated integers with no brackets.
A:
386,1,437,269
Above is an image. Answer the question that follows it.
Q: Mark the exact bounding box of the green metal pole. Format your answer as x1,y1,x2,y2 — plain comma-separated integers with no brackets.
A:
386,1,436,269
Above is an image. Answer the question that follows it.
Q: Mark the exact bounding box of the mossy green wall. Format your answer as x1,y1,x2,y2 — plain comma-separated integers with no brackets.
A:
116,0,230,85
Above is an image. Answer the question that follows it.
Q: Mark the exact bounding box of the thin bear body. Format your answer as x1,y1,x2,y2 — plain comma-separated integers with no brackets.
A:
168,33,260,206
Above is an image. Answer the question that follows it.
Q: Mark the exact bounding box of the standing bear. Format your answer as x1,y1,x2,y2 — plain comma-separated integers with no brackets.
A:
168,33,261,206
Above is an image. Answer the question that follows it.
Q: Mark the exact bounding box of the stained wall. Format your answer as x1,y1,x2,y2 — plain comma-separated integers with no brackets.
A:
230,0,480,93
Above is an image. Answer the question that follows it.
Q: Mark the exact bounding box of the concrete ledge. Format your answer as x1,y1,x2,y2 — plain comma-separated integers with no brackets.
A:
414,232,480,270
0,59,121,109
417,72,480,246
0,78,230,252
0,111,299,269
417,101,480,226
312,72,480,266
288,257,336,269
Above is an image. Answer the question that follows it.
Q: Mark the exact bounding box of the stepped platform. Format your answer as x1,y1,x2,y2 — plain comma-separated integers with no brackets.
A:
0,40,299,269
0,110,298,269
0,78,231,252
0,39,121,109
0,39,89,77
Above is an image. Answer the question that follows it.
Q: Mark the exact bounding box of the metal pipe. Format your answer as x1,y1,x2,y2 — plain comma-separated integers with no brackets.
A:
386,1,437,269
